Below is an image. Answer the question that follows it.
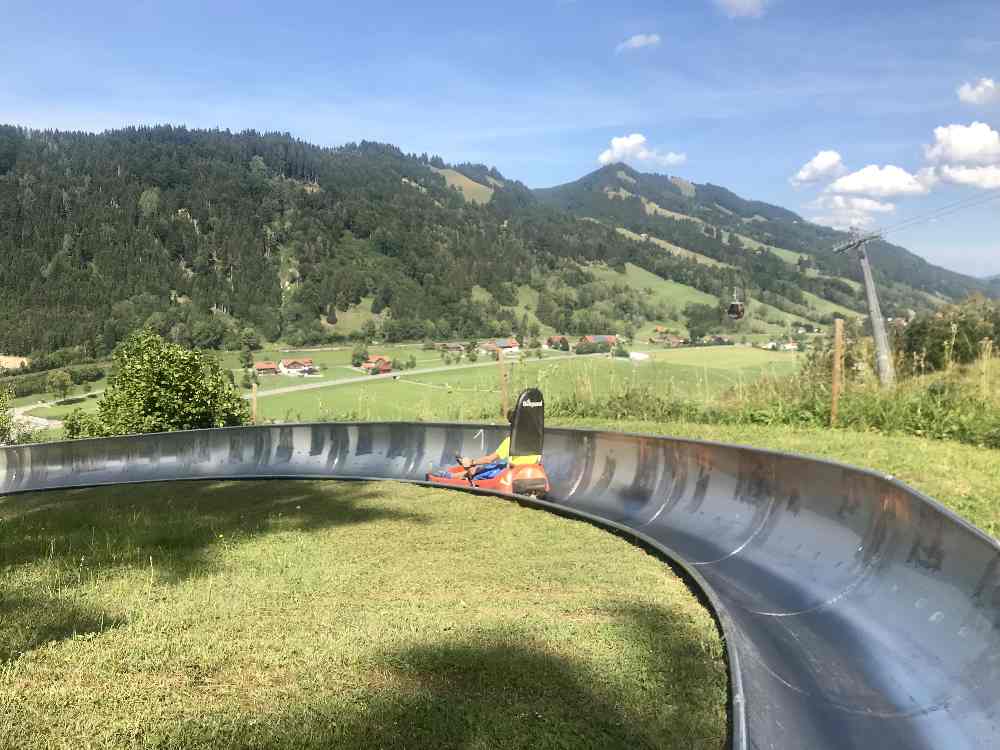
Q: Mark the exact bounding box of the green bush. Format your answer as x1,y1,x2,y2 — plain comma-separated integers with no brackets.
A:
64,329,250,438
351,343,370,368
575,341,612,355
0,384,13,445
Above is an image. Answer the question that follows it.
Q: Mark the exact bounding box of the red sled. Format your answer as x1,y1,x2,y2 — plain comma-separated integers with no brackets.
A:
428,461,549,498
427,388,549,499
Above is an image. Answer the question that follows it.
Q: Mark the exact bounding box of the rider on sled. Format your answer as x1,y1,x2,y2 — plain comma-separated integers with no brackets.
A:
427,388,549,497
458,409,542,480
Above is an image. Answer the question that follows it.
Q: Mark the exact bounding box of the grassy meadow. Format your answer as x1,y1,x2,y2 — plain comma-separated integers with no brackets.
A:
256,347,798,423
0,480,726,750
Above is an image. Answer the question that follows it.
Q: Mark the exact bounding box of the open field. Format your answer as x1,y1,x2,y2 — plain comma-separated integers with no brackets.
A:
615,227,732,269
555,419,1000,538
0,480,726,749
257,347,798,422
12,375,109,409
591,263,718,313
430,167,494,204
0,356,29,371
320,296,379,335
21,347,798,424
799,290,862,320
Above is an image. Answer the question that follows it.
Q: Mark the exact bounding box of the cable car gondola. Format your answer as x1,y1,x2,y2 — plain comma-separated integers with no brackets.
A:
727,287,745,321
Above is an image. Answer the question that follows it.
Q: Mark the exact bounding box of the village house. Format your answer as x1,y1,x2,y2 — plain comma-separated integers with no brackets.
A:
579,334,618,346
361,355,392,374
254,361,279,376
480,337,519,353
278,358,317,375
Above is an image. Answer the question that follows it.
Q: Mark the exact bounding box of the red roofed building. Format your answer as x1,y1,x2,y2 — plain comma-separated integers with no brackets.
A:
361,355,392,374
254,361,279,375
580,335,618,345
278,358,317,375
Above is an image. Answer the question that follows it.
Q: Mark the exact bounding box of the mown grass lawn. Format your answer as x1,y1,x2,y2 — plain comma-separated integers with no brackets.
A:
0,480,726,750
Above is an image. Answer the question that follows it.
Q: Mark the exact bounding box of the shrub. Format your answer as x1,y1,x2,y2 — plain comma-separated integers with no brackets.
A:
576,341,612,355
46,369,74,399
64,329,250,438
351,343,369,368
0,384,12,445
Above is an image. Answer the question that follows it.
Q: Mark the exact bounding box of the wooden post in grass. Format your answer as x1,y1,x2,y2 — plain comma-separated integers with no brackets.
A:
831,318,844,427
499,349,510,419
251,383,258,425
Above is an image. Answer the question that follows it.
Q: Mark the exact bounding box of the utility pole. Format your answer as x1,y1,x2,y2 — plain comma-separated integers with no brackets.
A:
832,230,895,388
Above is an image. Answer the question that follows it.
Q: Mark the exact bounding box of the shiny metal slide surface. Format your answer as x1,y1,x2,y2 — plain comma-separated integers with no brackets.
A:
2,422,998,749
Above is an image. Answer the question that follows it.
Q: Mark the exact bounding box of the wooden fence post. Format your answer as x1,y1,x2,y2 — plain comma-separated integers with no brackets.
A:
831,318,844,427
251,383,258,425
499,349,509,418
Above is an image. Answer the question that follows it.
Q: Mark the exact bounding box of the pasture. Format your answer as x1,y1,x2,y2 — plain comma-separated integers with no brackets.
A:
257,347,798,423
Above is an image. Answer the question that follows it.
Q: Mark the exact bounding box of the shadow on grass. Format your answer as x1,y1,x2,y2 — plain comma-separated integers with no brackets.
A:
0,480,428,661
0,589,125,663
149,603,727,750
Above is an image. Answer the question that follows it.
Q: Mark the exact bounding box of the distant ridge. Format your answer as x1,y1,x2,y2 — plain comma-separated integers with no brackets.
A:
0,125,992,357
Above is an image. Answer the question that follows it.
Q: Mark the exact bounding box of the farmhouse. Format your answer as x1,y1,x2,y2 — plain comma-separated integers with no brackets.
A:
254,361,279,375
361,355,392,374
579,335,618,346
481,337,519,352
278,358,317,375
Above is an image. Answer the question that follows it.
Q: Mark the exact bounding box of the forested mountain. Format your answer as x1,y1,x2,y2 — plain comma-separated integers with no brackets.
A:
0,125,988,358
536,163,990,307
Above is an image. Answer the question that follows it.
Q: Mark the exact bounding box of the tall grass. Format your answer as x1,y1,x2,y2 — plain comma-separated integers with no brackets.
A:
544,350,1000,449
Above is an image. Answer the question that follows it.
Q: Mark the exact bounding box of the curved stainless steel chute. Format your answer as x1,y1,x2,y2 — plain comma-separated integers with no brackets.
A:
2,423,998,749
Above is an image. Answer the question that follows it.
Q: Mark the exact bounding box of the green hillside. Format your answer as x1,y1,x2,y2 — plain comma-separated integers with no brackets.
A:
535,163,991,316
0,125,989,361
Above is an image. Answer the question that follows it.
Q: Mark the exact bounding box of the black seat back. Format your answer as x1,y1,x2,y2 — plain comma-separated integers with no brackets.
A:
509,388,544,457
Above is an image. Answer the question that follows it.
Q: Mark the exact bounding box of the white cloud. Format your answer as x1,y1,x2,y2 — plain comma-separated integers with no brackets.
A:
808,195,895,231
957,78,999,105
598,133,686,168
924,122,1000,165
790,150,847,186
615,33,661,53
827,164,932,198
713,0,769,19
938,164,1000,190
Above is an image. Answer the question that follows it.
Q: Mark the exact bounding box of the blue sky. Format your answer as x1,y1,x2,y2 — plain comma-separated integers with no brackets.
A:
3,0,999,276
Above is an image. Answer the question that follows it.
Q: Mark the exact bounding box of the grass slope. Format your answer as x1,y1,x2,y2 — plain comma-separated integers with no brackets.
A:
431,167,494,205
591,263,717,310
0,480,726,749
321,296,379,334
615,227,731,269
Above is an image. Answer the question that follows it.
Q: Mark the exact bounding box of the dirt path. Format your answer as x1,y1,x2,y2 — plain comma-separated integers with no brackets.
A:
13,402,64,430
